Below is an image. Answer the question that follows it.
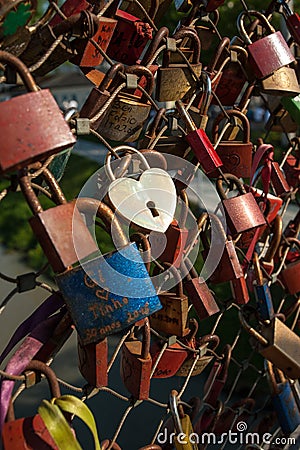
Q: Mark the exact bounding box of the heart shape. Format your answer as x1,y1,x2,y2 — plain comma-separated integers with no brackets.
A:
108,168,176,232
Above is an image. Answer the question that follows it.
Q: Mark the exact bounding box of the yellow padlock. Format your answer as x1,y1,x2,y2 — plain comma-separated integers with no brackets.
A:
169,390,198,450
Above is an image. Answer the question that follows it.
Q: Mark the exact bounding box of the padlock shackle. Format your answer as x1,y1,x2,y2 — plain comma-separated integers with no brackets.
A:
238,310,269,346
19,174,43,215
207,36,230,73
146,108,166,139
278,236,300,259
199,333,220,351
0,51,39,92
230,45,248,63
265,360,281,395
172,28,201,64
141,26,169,66
253,252,264,286
237,10,276,45
141,317,151,359
139,149,168,171
216,173,247,200
200,70,212,116
178,188,189,229
263,215,283,263
105,146,150,181
52,11,99,39
76,197,128,248
169,390,184,434
42,168,67,205
176,99,196,133
125,64,155,97
98,63,125,91
212,109,250,144
130,232,151,273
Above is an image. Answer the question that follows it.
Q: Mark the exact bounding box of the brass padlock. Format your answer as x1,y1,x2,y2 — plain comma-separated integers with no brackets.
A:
239,310,300,379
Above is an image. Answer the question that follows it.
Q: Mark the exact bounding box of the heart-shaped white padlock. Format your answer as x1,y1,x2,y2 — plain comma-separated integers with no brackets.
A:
106,146,176,232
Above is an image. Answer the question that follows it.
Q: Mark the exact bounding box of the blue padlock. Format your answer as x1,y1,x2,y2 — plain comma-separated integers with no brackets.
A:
266,360,300,435
56,199,162,345
253,253,274,321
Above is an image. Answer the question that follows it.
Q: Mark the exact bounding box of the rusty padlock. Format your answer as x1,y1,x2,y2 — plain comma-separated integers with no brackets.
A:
150,264,190,338
0,51,75,174
106,8,154,65
78,335,108,387
237,10,295,80
19,170,98,274
283,138,300,189
278,238,300,295
211,109,253,179
120,318,152,400
80,62,124,131
239,308,300,379
216,174,266,236
156,29,202,102
2,360,62,449
193,9,220,52
97,65,154,142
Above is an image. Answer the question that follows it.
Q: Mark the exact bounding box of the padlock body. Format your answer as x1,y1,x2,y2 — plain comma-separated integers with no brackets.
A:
150,222,188,268
49,0,90,27
0,90,75,173
156,64,202,102
230,275,250,304
184,277,219,319
215,142,253,178
283,155,300,189
286,13,300,46
186,129,223,174
175,354,213,377
272,381,300,434
259,318,300,379
221,192,266,235
79,87,110,130
271,161,291,196
279,260,300,295
248,31,295,79
120,340,152,399
150,292,189,337
214,65,247,106
260,66,300,96
150,342,188,378
30,200,98,273
2,415,58,449
106,10,152,65
254,281,274,320
78,337,108,387
56,243,162,344
97,93,151,142
282,93,300,123
205,240,243,283
71,17,117,67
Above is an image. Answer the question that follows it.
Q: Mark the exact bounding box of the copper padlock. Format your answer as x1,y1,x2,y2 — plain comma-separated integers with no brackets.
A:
19,170,98,273
150,335,191,379
78,336,108,387
217,174,266,236
150,265,190,338
120,318,152,400
212,109,253,179
0,51,75,174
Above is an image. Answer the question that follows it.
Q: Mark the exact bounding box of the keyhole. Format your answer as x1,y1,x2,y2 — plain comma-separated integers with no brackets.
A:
146,201,159,217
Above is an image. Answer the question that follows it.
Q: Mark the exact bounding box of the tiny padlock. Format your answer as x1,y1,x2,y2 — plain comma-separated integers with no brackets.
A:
120,318,152,400
0,51,76,174
239,309,300,379
216,174,266,236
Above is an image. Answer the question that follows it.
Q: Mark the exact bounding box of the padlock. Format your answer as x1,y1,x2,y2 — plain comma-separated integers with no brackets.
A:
282,92,300,124
150,335,191,378
0,51,75,174
20,11,99,77
80,63,125,131
2,360,62,449
284,209,300,239
216,174,266,236
56,198,161,344
213,398,256,434
71,13,117,68
106,9,153,65
253,252,274,321
169,390,198,450
260,65,300,97
120,318,152,400
237,10,295,80
97,65,154,142
278,238,300,295
283,140,300,189
176,99,223,175
176,329,220,377
197,344,231,431
77,335,108,387
213,46,248,106
239,309,300,379
150,265,190,337
193,10,220,52
156,30,202,102
265,360,300,435
49,0,91,27
183,257,220,320
270,161,291,197
149,188,189,268
211,109,253,178
260,214,283,276
19,170,98,273
281,0,300,46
